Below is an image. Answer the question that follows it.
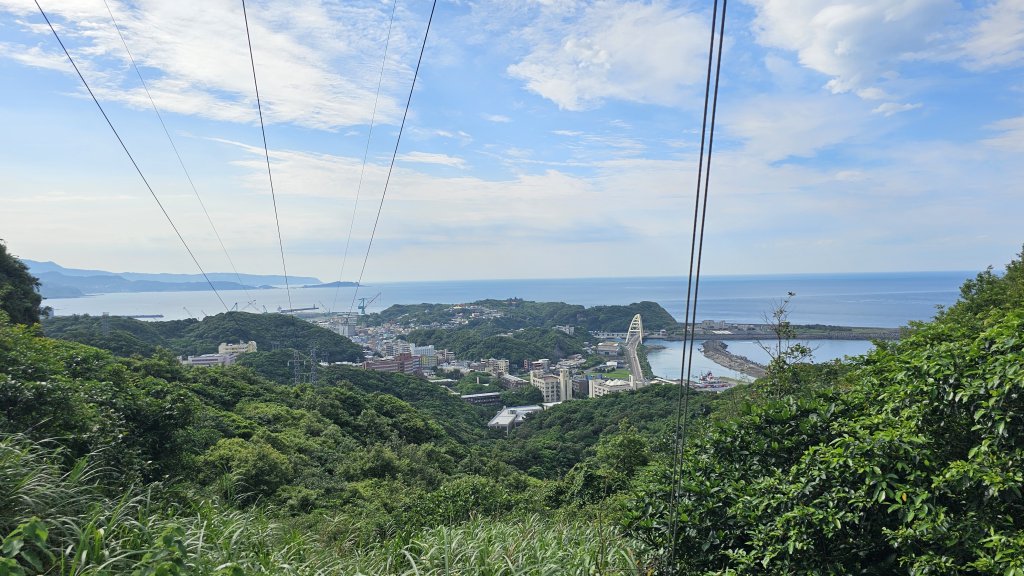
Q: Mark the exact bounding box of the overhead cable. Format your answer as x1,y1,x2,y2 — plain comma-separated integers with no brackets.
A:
34,0,228,312
331,0,400,314
668,0,728,571
241,0,293,309
348,0,438,315
102,0,252,302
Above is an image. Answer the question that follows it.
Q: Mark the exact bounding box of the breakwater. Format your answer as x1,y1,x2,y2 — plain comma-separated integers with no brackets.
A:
657,328,900,342
701,340,767,379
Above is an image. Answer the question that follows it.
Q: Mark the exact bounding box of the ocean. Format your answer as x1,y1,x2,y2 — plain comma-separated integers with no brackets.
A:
44,271,972,326
43,271,973,379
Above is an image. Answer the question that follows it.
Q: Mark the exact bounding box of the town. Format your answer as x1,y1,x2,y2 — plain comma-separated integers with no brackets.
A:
179,300,781,433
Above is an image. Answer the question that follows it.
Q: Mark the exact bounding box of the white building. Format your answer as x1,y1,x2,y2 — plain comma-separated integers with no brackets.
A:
411,344,436,357
485,358,510,375
488,405,543,433
590,378,635,398
530,369,573,403
218,341,257,354
559,368,572,402
183,353,238,367
531,373,561,403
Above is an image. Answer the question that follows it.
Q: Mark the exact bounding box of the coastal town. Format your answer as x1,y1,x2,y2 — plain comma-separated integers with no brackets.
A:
177,299,899,433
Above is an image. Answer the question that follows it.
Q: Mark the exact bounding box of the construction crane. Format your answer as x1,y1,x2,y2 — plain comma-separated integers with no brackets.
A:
357,292,381,315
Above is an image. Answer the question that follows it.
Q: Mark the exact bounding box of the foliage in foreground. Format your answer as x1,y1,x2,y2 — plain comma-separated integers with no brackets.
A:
1,434,639,575
626,249,1024,574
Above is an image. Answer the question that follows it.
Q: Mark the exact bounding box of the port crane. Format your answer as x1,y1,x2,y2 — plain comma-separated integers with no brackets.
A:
357,292,381,315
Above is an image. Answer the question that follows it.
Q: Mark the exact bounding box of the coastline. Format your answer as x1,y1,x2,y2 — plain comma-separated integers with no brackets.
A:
700,340,767,379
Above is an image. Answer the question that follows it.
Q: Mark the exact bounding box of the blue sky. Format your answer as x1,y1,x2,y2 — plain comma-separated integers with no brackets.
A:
1,0,1022,282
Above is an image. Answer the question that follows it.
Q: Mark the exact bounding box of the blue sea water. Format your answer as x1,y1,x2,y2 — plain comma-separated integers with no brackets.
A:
44,271,973,327
645,339,877,381
44,271,972,380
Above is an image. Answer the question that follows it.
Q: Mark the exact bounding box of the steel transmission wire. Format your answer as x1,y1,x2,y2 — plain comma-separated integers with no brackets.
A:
33,0,229,313
102,0,253,304
668,0,728,570
331,0,399,314
241,0,293,309
348,0,438,315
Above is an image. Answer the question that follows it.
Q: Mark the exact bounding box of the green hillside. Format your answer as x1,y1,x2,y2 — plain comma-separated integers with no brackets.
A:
406,325,589,367
42,311,363,362
369,298,679,332
3,244,1024,573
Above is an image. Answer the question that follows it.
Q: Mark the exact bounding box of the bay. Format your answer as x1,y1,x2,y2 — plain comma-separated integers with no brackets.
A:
645,338,877,381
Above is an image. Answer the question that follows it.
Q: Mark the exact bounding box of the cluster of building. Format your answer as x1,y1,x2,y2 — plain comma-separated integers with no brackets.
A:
181,341,258,367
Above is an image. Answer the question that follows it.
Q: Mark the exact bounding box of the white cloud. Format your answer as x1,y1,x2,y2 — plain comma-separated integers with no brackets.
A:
724,93,867,162
748,0,958,94
856,87,889,101
962,0,1024,69
0,0,422,130
508,1,709,110
0,41,72,72
983,115,1024,151
872,102,921,116
397,151,468,169
482,113,511,123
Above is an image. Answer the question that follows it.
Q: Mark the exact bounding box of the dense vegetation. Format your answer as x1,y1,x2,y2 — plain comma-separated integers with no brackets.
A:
1,434,639,575
0,241,48,325
0,296,679,572
625,250,1024,573
4,247,1024,574
407,325,588,368
370,298,679,332
42,311,363,362
1,313,551,540
499,383,713,479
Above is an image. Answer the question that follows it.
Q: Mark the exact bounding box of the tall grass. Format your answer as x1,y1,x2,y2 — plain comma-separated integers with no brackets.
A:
1,435,641,575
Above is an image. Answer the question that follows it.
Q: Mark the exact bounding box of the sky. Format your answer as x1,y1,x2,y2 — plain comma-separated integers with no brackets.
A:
1,0,1022,282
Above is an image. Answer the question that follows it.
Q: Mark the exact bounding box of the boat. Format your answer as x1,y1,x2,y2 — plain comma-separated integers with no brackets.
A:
694,371,726,389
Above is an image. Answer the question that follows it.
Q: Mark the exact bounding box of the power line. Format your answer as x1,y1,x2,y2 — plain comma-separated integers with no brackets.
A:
668,0,728,571
34,0,228,313
101,0,252,303
348,0,438,315
241,0,293,309
331,0,399,314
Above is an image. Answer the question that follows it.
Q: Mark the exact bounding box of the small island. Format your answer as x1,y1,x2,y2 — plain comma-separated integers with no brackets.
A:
300,281,360,288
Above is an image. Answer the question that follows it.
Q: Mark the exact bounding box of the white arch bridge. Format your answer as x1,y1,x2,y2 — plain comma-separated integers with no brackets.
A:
624,314,646,387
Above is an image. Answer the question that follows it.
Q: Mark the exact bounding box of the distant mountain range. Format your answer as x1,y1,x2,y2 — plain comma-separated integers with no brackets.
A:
24,260,323,298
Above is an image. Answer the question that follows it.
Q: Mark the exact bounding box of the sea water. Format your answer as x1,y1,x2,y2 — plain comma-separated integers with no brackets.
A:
44,271,972,326
645,339,877,381
43,271,972,378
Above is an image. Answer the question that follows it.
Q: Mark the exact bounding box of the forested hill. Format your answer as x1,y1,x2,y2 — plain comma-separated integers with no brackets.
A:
42,311,363,361
406,326,589,367
367,299,679,332
5,243,1024,573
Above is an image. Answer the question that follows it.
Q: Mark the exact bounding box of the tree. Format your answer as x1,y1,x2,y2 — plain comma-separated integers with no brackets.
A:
0,242,48,325
756,293,812,398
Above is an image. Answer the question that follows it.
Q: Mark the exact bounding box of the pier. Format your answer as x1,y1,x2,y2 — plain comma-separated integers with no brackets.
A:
701,340,767,379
